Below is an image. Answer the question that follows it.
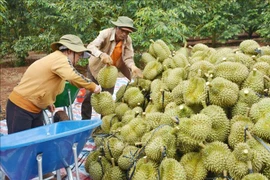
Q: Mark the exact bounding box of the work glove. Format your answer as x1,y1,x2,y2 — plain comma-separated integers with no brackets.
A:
94,84,102,93
100,53,113,65
131,65,143,78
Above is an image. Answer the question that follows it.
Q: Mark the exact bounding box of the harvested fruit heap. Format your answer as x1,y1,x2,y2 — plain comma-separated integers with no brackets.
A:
86,39,270,180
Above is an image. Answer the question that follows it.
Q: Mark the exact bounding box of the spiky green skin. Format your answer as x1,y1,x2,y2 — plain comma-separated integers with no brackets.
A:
114,102,131,120
238,88,261,106
141,52,156,66
118,146,140,170
262,165,270,179
150,90,173,110
171,53,190,68
85,150,102,173
159,158,187,180
133,78,152,92
208,77,239,107
102,166,126,180
162,68,186,91
103,137,125,163
228,117,254,149
123,87,144,108
180,152,207,180
227,153,250,180
91,92,115,116
247,139,270,166
233,143,252,162
232,102,250,117
142,61,163,80
239,39,260,55
129,158,158,180
101,114,119,134
88,156,111,180
250,98,270,123
241,69,265,94
208,47,234,64
252,61,270,75
171,82,185,105
191,43,209,54
97,65,118,89
260,46,270,55
152,39,171,62
242,173,268,180
201,141,231,174
226,52,256,69
200,105,230,142
183,77,207,106
214,61,249,85
251,115,270,141
188,61,215,79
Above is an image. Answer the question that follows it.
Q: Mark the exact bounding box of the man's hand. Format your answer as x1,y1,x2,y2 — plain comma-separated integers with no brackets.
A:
131,65,143,78
100,53,113,65
94,84,102,93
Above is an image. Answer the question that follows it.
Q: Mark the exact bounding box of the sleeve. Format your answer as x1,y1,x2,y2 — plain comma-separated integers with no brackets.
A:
51,58,97,92
87,29,108,57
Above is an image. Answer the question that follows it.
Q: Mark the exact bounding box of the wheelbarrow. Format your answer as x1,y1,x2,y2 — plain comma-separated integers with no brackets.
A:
0,119,102,180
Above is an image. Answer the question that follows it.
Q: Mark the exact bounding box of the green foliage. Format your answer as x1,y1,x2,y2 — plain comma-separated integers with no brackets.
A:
1,0,270,67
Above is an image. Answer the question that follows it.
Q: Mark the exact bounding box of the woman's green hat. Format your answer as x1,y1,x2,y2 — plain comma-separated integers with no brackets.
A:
111,16,137,32
51,34,91,54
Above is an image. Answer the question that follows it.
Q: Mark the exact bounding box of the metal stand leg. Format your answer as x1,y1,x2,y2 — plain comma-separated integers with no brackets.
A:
68,89,74,120
56,170,61,180
65,166,74,180
72,143,80,180
36,153,43,180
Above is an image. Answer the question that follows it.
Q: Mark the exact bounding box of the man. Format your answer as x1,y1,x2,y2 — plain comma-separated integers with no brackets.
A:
6,34,101,134
81,16,143,119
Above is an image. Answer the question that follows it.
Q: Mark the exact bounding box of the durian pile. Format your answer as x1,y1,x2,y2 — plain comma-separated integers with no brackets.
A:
86,39,270,180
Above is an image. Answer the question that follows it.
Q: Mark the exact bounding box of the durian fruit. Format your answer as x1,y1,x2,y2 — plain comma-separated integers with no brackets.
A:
159,157,187,180
162,67,186,91
228,115,254,149
88,155,112,180
190,43,209,55
208,47,234,64
226,52,256,69
101,114,119,134
115,84,130,102
200,141,231,174
262,164,270,179
249,98,270,123
151,39,171,62
120,116,149,145
188,61,215,80
183,76,207,107
239,39,260,55
103,137,125,164
252,61,270,76
171,81,186,105
97,65,118,89
256,55,270,64
175,44,190,58
180,152,207,180
173,114,212,153
150,89,173,111
141,52,156,67
232,102,251,117
260,45,270,55
170,53,190,68
84,149,102,173
189,48,215,64
207,77,239,107
227,142,264,180
242,173,268,180
251,113,270,141
102,159,126,180
145,112,166,130
118,145,140,170
133,77,152,92
241,68,265,94
200,105,230,142
123,87,144,108
128,156,158,180
91,91,115,116
142,60,163,80
214,61,249,86
114,102,131,120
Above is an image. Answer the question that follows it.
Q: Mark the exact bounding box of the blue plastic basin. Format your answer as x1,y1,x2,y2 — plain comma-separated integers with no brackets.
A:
0,119,101,180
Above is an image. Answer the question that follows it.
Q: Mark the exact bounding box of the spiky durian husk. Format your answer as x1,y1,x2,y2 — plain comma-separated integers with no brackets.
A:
102,165,126,180
188,61,215,80
239,39,260,55
208,77,239,107
242,173,268,180
97,65,118,89
91,91,115,116
171,81,186,105
241,68,265,94
201,141,231,174
249,98,270,123
251,114,270,141
85,150,102,173
162,67,186,91
123,87,145,108
101,114,119,134
159,158,187,180
114,102,131,120
129,157,158,180
88,156,111,180
142,60,163,80
251,61,270,75
200,105,230,142
180,152,207,180
208,47,234,64
118,146,140,170
103,137,125,163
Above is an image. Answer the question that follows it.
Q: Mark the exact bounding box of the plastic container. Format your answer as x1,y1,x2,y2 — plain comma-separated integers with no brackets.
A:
0,119,102,180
